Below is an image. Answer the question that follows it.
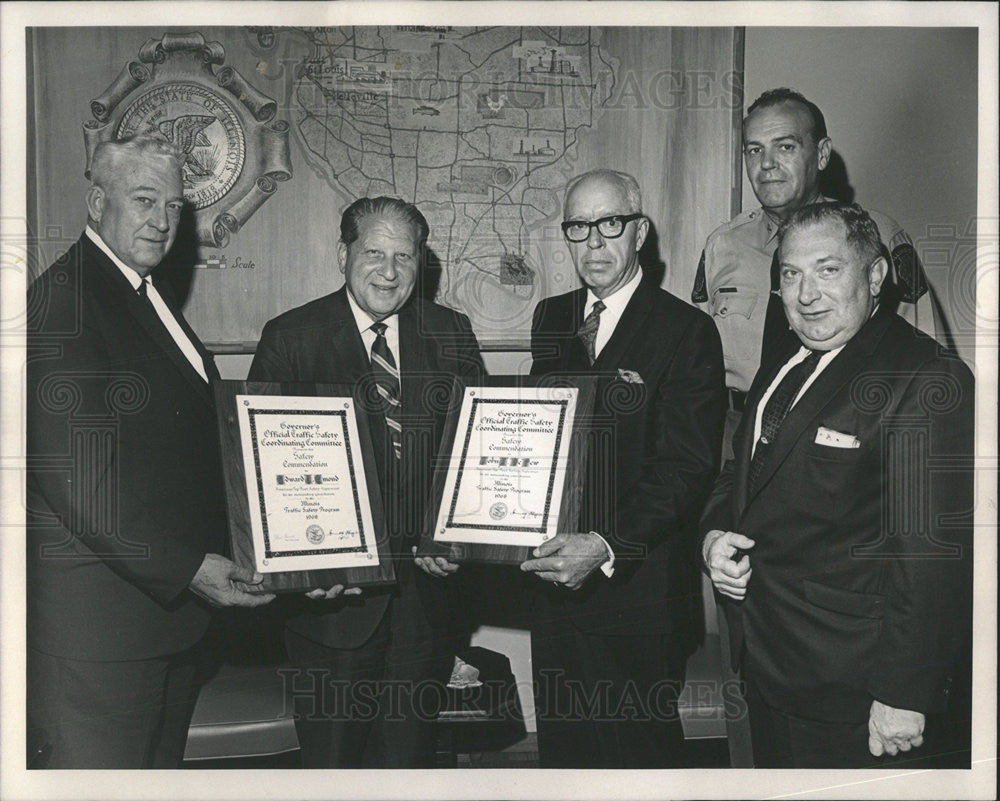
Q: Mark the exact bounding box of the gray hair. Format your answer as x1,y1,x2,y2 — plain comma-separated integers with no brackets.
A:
564,169,643,215
88,134,184,187
779,201,884,267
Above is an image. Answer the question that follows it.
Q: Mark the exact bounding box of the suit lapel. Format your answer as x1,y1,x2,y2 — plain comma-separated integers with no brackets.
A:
398,301,432,402
555,288,592,371
155,278,221,384
323,289,371,383
84,239,214,406
743,310,893,505
593,274,655,371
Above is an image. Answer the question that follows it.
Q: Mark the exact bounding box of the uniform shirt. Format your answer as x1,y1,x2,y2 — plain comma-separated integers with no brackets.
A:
692,202,948,392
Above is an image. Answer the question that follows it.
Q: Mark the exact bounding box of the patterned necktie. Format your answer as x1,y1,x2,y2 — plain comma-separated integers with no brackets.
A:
747,349,824,492
577,300,606,364
370,322,402,460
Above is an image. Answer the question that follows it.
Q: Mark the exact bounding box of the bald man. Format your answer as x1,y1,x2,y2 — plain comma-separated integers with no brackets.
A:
523,169,726,767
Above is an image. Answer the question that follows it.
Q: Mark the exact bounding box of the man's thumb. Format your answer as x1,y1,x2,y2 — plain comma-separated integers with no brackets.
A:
228,563,264,585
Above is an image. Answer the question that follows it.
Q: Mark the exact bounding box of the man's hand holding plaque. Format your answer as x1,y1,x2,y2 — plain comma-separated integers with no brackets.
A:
520,532,611,590
305,584,363,600
412,545,460,579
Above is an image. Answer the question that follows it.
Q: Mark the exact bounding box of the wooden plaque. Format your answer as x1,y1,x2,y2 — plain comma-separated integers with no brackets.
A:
420,375,596,565
214,380,395,593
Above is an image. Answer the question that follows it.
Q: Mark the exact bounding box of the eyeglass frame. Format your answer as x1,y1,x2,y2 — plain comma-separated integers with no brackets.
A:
560,212,645,243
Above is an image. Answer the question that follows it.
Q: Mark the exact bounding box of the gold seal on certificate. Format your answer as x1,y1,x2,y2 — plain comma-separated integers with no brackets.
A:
234,394,380,574
433,385,579,549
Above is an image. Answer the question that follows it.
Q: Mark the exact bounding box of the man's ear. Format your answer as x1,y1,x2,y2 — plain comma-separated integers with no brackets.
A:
635,216,650,253
85,185,104,223
869,256,888,297
817,137,832,171
337,241,348,274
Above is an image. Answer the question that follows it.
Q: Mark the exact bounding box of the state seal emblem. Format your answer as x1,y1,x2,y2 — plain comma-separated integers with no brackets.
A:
306,525,326,545
84,32,292,247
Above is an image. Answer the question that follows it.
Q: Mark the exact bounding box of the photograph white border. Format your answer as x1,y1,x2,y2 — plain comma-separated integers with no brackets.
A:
2,3,995,800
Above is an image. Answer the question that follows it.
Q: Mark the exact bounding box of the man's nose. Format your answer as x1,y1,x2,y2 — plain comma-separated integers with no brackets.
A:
378,257,397,279
586,224,605,249
760,147,777,170
148,203,170,231
798,273,821,304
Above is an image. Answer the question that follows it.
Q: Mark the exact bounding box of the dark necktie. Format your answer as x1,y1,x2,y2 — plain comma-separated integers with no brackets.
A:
759,248,793,367
136,277,150,298
747,349,824,493
578,300,606,364
370,322,402,460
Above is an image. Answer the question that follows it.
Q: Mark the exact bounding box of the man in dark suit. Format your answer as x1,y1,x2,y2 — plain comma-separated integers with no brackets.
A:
521,169,727,767
26,135,274,769
701,202,973,768
248,196,484,768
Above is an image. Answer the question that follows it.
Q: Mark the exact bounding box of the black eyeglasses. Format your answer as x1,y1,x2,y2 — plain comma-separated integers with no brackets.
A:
561,213,644,243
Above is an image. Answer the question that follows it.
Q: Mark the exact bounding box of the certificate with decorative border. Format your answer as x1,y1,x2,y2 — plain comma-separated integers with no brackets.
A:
433,385,578,548
235,393,380,573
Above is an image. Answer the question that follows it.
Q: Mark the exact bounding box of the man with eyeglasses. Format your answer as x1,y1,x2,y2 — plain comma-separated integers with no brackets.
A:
521,169,726,767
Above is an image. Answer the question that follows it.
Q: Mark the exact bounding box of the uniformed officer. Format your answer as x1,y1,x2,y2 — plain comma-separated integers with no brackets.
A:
692,88,950,455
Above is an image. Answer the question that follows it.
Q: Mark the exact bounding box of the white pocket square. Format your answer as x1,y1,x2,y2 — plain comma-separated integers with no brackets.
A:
617,369,644,384
814,426,860,449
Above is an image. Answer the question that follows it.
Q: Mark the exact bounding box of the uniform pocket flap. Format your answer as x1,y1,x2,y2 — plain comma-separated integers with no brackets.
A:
802,578,885,619
711,289,758,319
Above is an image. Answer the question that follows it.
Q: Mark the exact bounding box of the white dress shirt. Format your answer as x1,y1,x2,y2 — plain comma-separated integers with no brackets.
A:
584,267,643,359
346,290,401,366
86,227,209,383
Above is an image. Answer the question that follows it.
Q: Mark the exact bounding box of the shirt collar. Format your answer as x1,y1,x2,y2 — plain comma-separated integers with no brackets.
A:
759,192,828,248
586,267,643,316
85,225,144,291
346,289,398,335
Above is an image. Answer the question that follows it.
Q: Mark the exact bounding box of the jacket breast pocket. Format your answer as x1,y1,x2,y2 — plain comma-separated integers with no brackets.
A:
793,440,866,511
711,288,759,360
801,439,865,464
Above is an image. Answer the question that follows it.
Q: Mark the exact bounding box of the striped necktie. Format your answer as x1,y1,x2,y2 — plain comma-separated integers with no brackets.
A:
370,322,402,460
747,348,824,493
578,300,606,364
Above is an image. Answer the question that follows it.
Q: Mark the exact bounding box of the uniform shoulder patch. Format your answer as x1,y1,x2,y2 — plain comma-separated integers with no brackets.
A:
891,242,928,303
691,250,708,303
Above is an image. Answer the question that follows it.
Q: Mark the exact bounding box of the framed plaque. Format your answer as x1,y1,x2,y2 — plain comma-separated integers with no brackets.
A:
214,380,395,592
421,375,596,565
